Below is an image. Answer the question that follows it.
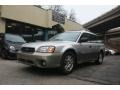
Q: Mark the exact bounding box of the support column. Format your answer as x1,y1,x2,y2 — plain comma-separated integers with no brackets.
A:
104,32,108,45
0,18,5,33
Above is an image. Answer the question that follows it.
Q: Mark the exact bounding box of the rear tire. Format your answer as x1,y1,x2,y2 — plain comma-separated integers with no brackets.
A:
95,52,104,65
60,51,76,74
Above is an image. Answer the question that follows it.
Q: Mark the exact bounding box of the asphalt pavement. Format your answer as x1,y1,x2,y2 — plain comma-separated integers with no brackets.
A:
0,55,120,85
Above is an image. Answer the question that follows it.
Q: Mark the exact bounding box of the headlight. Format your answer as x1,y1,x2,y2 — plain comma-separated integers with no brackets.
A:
37,46,55,53
9,46,15,51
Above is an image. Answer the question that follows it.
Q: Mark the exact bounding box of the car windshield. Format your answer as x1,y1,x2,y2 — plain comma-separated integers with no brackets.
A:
49,32,81,42
5,34,26,43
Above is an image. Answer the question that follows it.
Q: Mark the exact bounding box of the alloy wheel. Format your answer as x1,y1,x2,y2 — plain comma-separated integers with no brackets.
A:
64,55,74,72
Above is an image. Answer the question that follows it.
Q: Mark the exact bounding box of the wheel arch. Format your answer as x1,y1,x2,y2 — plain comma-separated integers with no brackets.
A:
62,48,78,65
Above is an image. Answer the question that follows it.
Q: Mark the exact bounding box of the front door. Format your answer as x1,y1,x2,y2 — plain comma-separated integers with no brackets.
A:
77,33,95,63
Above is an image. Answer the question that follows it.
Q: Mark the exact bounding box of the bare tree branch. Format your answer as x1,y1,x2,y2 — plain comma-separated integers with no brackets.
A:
69,9,76,22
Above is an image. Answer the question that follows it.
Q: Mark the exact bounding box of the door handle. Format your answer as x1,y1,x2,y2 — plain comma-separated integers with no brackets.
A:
89,45,92,48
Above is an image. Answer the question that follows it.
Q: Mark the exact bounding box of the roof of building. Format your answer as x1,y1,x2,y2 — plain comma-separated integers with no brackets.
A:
84,6,120,28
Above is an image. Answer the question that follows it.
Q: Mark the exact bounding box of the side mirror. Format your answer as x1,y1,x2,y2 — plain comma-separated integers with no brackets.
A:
80,37,88,42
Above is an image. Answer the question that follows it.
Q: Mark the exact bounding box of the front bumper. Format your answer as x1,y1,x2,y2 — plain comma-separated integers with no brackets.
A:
17,52,62,68
6,49,17,58
9,51,16,57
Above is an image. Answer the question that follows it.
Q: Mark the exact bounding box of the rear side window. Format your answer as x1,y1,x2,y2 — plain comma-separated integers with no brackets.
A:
89,34,97,41
80,32,101,43
89,34,102,43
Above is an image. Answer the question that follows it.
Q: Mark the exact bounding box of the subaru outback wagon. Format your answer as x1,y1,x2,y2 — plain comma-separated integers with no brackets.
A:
17,30,105,74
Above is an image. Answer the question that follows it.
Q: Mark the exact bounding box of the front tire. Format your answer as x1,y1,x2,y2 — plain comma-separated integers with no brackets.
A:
60,51,76,74
95,52,104,65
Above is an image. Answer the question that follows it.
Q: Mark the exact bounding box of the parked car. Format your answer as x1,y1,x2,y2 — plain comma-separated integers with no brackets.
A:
0,33,26,59
105,48,116,55
105,48,120,55
17,30,105,74
114,49,120,55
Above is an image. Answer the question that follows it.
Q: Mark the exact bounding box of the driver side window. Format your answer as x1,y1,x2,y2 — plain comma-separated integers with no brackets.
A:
79,33,90,43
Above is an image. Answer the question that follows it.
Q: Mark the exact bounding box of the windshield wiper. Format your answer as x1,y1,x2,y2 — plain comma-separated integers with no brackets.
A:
51,39,63,41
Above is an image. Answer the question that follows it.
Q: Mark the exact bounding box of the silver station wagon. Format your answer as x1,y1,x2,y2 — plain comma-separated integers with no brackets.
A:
17,30,105,74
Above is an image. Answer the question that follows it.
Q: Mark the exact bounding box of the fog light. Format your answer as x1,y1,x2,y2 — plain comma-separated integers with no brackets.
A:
41,60,46,66
43,62,46,66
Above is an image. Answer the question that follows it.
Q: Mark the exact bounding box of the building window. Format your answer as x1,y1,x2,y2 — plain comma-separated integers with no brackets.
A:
34,28,45,41
5,19,59,42
48,30,58,39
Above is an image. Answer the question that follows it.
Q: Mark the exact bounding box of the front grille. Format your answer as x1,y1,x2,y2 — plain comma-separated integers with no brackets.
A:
21,47,35,53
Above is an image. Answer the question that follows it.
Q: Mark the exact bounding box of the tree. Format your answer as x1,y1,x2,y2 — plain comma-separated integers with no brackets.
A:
50,5,67,16
69,9,76,22
52,24,64,33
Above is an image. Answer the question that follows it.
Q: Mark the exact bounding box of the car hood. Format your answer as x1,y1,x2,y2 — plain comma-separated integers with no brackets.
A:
7,41,26,50
22,41,76,49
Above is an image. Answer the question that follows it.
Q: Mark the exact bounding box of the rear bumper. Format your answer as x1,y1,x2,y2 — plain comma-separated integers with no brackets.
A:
17,52,62,68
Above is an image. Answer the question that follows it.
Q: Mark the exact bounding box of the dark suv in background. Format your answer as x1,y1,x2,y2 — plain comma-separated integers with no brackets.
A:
0,33,26,59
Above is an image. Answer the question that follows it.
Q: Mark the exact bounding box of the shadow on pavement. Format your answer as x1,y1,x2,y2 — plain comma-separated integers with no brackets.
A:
21,66,63,76
21,62,96,76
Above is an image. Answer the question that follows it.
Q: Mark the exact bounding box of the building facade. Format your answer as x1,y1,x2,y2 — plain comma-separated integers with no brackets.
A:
0,5,84,42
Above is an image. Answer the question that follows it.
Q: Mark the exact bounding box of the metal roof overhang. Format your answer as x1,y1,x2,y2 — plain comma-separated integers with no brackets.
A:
84,6,120,34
